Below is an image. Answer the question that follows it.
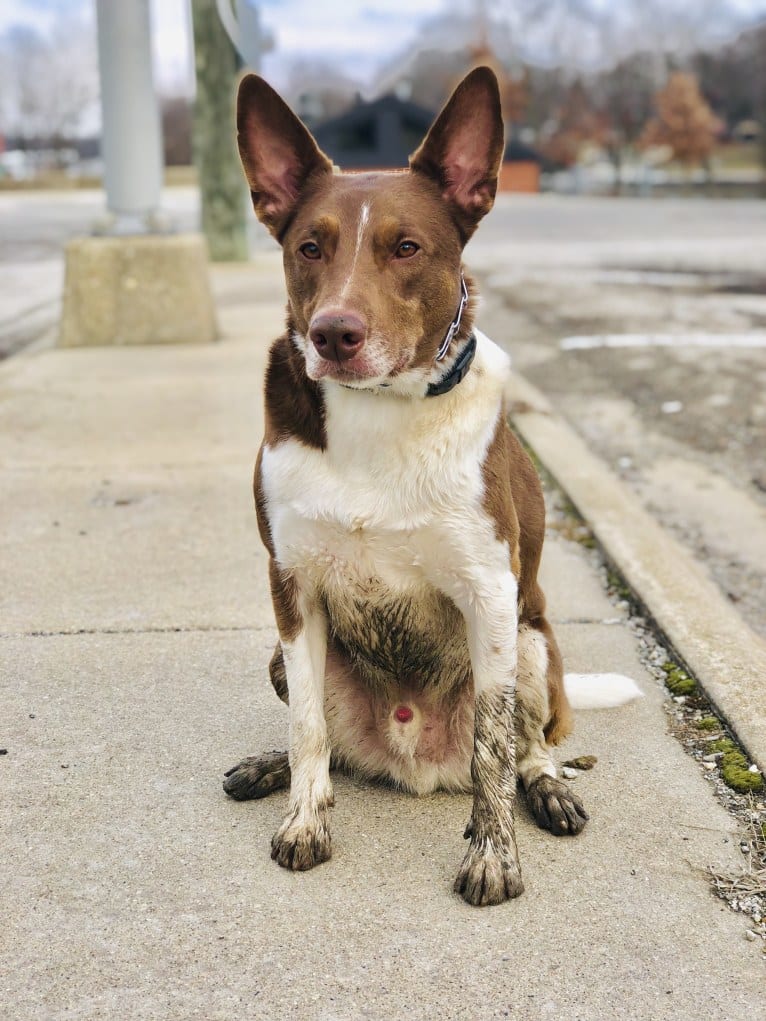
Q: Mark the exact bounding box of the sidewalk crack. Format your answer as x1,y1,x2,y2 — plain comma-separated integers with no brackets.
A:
0,623,274,639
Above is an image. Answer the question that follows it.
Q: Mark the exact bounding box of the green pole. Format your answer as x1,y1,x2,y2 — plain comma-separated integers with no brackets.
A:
190,0,248,261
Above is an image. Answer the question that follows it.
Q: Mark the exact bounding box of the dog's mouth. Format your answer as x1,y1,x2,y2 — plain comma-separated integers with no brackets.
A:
305,347,412,387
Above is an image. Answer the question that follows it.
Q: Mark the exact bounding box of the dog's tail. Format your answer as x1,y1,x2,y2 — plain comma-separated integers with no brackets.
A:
564,673,644,710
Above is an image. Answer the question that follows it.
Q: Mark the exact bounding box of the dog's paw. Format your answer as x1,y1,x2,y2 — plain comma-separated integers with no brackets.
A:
271,808,332,871
526,775,589,836
223,751,291,801
454,840,524,906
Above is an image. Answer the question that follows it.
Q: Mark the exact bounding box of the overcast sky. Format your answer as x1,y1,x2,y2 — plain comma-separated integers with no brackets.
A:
2,0,765,95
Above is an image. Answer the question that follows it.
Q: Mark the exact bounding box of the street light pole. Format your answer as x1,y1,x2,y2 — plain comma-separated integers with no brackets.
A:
59,0,216,346
94,0,165,233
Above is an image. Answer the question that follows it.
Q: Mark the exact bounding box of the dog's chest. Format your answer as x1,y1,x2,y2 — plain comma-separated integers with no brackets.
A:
262,439,473,679
261,394,505,680
260,346,511,681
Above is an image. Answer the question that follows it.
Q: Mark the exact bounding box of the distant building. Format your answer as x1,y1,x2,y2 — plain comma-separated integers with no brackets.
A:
0,135,101,179
313,94,540,192
313,94,434,171
500,137,541,193
732,120,760,143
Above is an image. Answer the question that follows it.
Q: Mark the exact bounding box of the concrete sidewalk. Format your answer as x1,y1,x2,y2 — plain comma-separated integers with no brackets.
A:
1,256,763,1020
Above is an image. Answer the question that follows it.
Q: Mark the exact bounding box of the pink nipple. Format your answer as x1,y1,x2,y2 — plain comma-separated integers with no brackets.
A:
394,705,414,723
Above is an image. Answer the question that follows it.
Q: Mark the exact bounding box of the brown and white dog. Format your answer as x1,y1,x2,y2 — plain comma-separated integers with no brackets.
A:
224,68,640,906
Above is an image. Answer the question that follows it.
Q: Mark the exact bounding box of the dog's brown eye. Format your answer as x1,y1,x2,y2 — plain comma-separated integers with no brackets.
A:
395,241,419,259
300,242,321,260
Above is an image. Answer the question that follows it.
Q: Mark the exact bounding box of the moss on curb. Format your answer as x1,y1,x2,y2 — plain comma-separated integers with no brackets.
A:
662,662,697,696
709,738,737,754
695,716,720,731
708,738,764,793
605,568,633,604
720,754,764,793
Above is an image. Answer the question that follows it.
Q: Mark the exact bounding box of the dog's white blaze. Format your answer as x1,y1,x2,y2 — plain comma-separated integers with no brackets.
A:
339,200,371,300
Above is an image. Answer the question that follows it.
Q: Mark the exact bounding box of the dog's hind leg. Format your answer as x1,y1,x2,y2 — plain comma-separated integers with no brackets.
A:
223,643,292,800
223,644,352,802
268,642,289,704
516,621,589,836
223,751,290,800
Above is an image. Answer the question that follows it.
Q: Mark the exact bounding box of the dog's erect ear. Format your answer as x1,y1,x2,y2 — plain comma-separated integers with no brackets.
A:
237,74,333,240
409,67,504,236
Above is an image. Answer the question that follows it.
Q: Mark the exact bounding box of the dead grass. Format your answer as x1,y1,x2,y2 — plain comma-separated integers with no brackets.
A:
707,802,766,900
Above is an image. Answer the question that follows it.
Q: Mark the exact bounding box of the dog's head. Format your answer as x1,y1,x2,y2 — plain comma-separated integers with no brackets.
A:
237,68,504,395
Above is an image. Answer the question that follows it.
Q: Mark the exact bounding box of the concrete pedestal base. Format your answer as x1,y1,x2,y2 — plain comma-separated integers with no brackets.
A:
59,233,218,347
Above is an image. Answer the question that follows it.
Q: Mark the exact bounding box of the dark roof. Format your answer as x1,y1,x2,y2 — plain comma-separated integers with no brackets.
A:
313,93,541,169
504,137,540,164
313,94,435,169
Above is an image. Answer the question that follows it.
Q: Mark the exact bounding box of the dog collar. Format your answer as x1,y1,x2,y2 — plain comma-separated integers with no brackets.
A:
426,333,477,397
435,273,469,361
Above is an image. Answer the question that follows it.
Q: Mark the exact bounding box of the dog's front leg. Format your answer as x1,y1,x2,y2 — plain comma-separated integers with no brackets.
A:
455,579,523,906
269,564,333,871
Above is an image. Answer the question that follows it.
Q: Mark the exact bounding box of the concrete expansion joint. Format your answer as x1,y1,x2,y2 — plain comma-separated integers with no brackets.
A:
554,616,626,626
0,623,275,640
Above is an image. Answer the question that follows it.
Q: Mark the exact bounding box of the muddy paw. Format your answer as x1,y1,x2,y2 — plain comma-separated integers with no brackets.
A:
223,751,290,801
454,840,524,906
526,775,589,836
271,808,332,871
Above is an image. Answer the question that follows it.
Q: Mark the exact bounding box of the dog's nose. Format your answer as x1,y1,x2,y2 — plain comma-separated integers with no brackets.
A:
309,313,366,362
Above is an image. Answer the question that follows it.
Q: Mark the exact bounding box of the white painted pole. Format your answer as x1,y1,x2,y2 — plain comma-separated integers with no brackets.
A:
94,0,165,234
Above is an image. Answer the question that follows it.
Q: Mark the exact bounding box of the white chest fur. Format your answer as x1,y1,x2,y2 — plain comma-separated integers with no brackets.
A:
260,333,513,613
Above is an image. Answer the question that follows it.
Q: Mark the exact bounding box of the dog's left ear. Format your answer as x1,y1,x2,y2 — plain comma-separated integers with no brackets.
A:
409,67,504,237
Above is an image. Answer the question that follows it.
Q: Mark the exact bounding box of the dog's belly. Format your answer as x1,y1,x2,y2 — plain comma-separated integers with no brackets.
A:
323,640,475,795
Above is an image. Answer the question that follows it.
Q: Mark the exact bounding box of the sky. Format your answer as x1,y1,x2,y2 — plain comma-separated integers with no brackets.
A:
1,0,765,96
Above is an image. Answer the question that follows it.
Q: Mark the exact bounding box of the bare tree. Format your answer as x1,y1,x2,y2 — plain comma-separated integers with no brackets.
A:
0,14,98,162
590,54,657,191
536,78,607,168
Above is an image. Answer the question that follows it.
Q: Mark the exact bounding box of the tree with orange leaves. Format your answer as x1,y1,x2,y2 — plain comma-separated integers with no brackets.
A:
641,72,719,166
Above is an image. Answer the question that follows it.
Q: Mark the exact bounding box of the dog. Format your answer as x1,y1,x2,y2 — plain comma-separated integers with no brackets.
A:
223,67,640,906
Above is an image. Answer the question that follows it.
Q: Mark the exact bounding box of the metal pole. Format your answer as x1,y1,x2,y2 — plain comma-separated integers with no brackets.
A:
94,0,165,234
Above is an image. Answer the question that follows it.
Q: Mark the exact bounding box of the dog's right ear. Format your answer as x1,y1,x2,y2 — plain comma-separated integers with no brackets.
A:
237,75,333,240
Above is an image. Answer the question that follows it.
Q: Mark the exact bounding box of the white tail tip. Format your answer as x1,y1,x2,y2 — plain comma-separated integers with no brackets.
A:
564,673,644,710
